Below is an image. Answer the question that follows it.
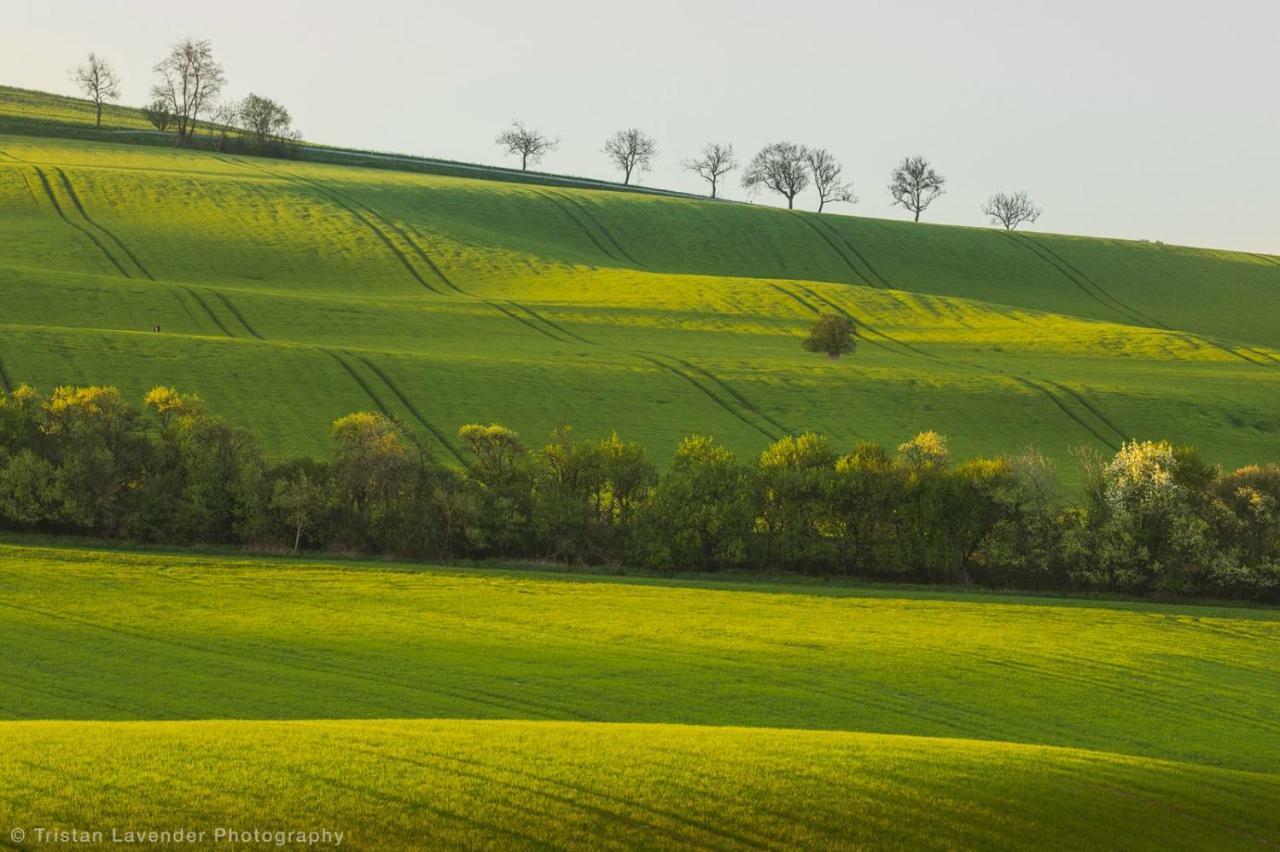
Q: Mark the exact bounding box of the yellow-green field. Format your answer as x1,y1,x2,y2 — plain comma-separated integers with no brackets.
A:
1,95,1278,477
0,542,1277,847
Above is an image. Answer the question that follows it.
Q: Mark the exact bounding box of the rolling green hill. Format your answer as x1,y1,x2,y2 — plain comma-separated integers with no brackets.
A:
2,90,1279,479
1,542,1277,847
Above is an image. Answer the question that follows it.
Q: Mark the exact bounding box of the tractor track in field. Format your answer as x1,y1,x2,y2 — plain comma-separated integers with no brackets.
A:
634,353,778,441
794,214,874,287
533,189,627,266
482,301,572,344
0,148,24,163
350,353,467,465
1250,252,1280,269
211,290,263,340
212,154,442,294
795,284,941,362
669,356,792,437
363,743,770,850
549,190,646,269
804,214,895,289
0,356,12,393
0,594,574,723
325,350,393,417
26,166,132,278
52,167,155,280
177,286,235,338
1007,232,1167,330
791,283,1130,448
1011,377,1119,451
1046,381,1128,443
508,301,595,345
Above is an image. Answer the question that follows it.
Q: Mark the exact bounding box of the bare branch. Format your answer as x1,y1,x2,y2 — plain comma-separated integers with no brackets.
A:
602,129,658,185
151,38,226,146
888,155,946,222
496,121,559,171
682,142,738,199
982,190,1043,230
70,53,121,127
805,147,858,213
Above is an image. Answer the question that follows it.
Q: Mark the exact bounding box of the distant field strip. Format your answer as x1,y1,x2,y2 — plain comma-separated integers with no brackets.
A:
1,542,1279,847
2,720,1276,851
1,131,1276,475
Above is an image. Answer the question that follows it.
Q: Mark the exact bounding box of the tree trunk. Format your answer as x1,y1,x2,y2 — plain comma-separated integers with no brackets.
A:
292,523,302,554
914,208,921,223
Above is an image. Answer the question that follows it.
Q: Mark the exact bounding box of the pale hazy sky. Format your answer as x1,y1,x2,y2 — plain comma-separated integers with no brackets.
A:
5,0,1278,252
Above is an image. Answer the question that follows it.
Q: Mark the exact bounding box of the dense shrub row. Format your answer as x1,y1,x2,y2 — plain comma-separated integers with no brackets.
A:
1,384,1277,601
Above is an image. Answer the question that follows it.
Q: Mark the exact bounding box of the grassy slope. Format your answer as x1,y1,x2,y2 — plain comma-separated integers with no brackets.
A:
1,543,1277,846
0,108,1277,477
4,721,1277,851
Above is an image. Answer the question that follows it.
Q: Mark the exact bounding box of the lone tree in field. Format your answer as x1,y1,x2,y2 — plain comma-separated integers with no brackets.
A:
805,147,856,212
71,53,121,127
982,190,1043,230
742,142,809,209
888,155,946,222
603,129,658,185
496,121,558,171
151,38,225,145
142,99,173,133
803,313,857,359
683,142,737,199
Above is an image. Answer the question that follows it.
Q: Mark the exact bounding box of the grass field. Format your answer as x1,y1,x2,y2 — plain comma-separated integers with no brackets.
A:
0,541,1277,846
1,90,1278,479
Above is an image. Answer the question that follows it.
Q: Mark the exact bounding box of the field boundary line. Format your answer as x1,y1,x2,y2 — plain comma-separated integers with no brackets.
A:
52,167,155,280
807,214,894,288
549,191,646,269
635,352,778,441
27,166,132,278
350,353,467,465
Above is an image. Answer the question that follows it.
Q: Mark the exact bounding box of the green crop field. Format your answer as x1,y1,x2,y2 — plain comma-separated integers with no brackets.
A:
2,86,1279,479
0,542,1277,847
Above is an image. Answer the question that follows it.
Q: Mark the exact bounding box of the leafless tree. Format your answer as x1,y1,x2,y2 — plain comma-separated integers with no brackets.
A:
805,148,857,212
239,93,295,150
888,155,946,222
602,129,658,185
682,143,737,199
982,190,1043,230
142,99,173,133
71,53,121,127
151,38,226,145
742,142,810,209
495,121,558,171
211,103,239,152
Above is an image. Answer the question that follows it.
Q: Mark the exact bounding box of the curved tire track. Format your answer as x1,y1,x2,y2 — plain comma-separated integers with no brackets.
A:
550,191,646,269
807,214,894,289
350,353,467,465
53,167,155,279
28,167,131,278
635,353,778,441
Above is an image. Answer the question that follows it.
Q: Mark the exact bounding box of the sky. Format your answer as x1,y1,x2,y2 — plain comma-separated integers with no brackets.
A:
4,0,1278,252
